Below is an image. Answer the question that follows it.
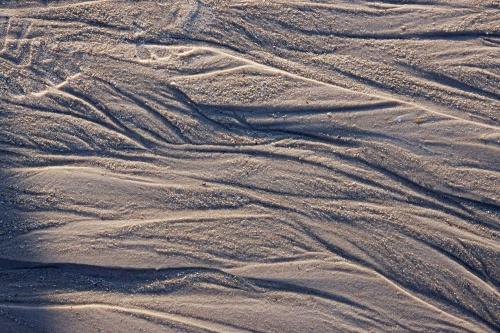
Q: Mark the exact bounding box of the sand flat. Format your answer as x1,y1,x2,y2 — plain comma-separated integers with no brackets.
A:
0,1,499,332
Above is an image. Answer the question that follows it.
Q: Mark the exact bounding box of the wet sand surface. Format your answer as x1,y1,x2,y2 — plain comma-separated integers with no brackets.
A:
0,1,499,332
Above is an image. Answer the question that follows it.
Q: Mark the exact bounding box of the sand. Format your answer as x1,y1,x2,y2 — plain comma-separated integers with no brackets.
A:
0,0,499,332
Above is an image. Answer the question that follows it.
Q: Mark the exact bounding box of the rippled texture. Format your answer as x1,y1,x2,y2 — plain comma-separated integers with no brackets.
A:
0,1,499,332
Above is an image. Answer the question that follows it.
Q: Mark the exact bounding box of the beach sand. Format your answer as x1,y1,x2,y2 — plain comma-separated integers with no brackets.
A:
0,1,499,332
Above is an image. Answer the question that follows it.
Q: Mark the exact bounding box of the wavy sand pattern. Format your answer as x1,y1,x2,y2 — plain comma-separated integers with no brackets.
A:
0,1,499,332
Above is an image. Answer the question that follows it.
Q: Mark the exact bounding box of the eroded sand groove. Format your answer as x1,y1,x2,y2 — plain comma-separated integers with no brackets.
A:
0,1,499,332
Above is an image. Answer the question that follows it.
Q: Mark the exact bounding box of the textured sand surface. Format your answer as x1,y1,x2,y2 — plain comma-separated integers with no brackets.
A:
0,1,499,332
